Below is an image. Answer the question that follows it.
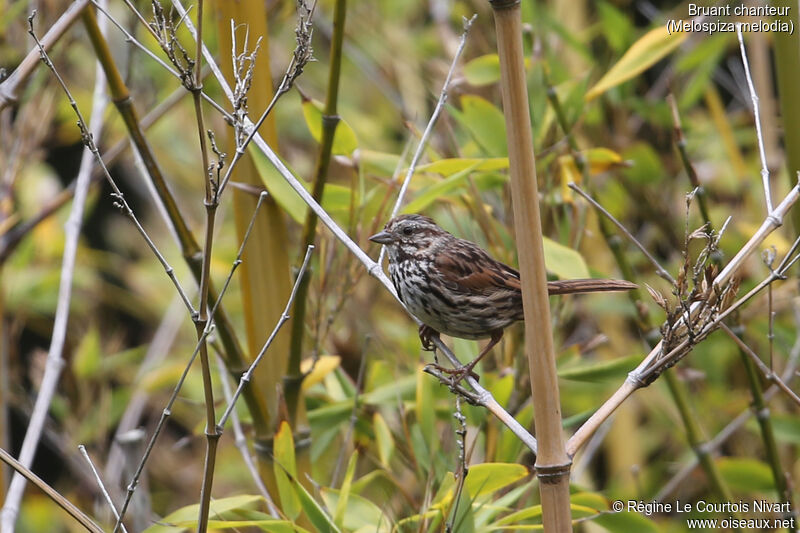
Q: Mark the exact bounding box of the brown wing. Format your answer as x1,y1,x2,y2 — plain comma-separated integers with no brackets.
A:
434,239,521,296
435,238,636,296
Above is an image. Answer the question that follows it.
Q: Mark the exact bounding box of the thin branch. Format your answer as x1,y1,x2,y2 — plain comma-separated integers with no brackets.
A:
112,191,271,532
214,354,281,518
78,446,128,533
567,183,800,456
736,24,773,214
216,245,314,429
377,14,476,266
331,337,369,487
720,323,800,406
656,313,800,501
0,447,104,533
569,182,676,284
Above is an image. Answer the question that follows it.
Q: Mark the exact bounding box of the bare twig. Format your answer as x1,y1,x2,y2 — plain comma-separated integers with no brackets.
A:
216,245,314,429
112,191,271,532
569,182,676,284
721,324,800,406
331,337,369,487
656,312,800,501
567,183,800,456
0,447,104,533
377,14,477,266
736,24,773,214
78,446,128,533
214,354,281,517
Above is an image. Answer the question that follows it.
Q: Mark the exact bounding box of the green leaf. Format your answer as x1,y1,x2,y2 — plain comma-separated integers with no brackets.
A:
542,237,589,279
464,463,529,499
144,495,265,532
250,147,309,224
453,95,508,156
401,163,480,213
415,366,436,453
373,412,394,466
416,157,509,176
72,326,101,379
301,98,359,155
321,488,389,532
586,26,688,101
717,457,775,492
321,183,353,218
273,421,301,520
359,149,401,177
333,451,357,526
596,1,635,53
621,143,664,185
558,355,642,382
463,54,532,86
760,414,800,444
591,510,660,533
293,476,341,532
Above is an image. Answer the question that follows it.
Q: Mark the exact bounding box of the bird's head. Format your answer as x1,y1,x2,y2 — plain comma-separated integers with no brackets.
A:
369,214,450,259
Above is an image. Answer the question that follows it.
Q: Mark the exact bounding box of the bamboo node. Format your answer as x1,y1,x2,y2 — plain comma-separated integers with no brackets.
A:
489,0,521,10
534,460,572,484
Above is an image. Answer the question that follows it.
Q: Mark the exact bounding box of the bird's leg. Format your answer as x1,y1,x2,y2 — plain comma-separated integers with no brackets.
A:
437,330,503,384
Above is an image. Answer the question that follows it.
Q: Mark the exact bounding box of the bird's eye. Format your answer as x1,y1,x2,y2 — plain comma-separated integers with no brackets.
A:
402,226,413,236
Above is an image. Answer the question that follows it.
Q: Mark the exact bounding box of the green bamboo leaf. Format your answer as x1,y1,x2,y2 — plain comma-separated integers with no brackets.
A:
274,421,301,520
586,26,688,101
301,98,358,156
416,157,509,176
452,95,508,156
359,149,401,177
72,326,101,379
250,147,308,224
321,488,389,532
415,366,436,452
717,457,775,492
558,355,642,382
373,412,395,466
463,54,532,86
401,163,480,213
333,451,357,526
293,476,341,532
542,237,590,279
464,463,529,498
591,510,660,533
144,495,265,532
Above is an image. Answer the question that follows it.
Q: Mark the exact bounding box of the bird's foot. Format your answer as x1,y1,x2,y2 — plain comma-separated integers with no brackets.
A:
418,324,440,352
429,362,480,384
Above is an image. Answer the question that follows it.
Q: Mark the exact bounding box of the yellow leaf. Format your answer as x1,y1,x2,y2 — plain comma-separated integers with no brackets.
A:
559,155,581,203
586,26,688,101
300,355,341,391
301,98,359,155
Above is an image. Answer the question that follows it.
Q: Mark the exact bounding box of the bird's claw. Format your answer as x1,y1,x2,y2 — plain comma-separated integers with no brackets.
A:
428,362,479,384
418,325,440,352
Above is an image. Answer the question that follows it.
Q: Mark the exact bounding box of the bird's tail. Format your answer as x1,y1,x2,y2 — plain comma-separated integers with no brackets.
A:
546,279,637,295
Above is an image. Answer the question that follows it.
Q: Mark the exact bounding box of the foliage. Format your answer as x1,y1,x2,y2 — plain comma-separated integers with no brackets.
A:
0,1,798,532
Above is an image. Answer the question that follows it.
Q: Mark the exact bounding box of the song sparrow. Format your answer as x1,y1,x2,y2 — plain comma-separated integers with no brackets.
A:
369,214,636,380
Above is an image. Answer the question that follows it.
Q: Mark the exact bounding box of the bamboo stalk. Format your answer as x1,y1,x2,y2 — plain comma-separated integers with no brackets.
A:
491,1,572,531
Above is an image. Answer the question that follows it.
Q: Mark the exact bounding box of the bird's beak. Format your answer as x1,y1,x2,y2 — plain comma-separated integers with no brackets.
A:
369,230,393,244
